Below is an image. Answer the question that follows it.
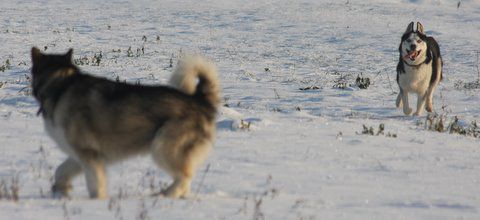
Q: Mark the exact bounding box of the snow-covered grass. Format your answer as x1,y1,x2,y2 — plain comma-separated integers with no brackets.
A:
1,0,480,219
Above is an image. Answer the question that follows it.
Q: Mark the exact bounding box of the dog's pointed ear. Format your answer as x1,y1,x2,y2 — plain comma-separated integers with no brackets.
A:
404,22,414,34
31,47,42,64
417,22,425,35
65,48,73,62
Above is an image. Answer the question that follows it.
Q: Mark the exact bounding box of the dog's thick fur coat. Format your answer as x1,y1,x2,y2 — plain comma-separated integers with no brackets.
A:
31,48,219,199
396,22,443,116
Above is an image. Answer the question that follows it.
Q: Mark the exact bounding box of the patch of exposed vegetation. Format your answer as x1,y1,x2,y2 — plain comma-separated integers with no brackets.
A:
332,73,371,89
425,114,480,138
0,59,11,72
299,85,320,91
127,46,145,57
355,74,370,89
0,174,19,202
73,52,103,66
454,79,480,90
357,123,397,138
238,119,252,131
333,74,349,89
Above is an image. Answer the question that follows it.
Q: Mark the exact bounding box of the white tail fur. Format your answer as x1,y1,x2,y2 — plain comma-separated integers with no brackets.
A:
169,55,220,106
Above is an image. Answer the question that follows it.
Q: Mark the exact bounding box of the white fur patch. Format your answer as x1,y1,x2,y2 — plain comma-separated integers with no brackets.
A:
169,55,218,95
398,64,432,95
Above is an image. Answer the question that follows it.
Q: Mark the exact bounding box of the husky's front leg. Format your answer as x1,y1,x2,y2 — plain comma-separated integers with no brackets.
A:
396,92,403,108
52,157,82,198
400,90,412,115
425,88,435,113
81,158,107,199
414,92,427,116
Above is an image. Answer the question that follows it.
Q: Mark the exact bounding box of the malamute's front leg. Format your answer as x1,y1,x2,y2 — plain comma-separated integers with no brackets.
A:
81,158,108,199
162,176,192,198
52,157,82,198
414,92,427,116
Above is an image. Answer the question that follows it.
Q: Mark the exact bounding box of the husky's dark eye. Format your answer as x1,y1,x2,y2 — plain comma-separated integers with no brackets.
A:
416,39,422,43
406,39,411,43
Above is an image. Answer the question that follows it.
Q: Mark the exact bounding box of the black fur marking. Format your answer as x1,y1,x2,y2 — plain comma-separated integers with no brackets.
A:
426,36,443,84
32,59,80,119
66,73,217,122
39,74,79,118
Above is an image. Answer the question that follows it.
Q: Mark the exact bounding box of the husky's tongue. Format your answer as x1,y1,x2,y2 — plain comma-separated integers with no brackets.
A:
408,50,419,60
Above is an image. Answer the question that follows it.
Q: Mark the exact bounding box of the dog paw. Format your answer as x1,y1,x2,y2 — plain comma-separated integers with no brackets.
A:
160,185,190,199
414,108,425,116
51,184,72,199
51,190,70,199
52,191,68,199
89,193,108,200
403,108,413,116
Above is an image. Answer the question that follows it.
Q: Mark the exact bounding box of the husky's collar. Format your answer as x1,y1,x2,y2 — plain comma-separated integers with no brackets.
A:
402,58,425,67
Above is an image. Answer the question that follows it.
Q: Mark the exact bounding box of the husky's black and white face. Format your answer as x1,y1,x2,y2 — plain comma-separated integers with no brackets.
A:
400,22,428,65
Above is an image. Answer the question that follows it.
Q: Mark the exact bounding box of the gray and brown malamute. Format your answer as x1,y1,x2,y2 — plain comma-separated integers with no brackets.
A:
30,47,220,199
396,22,443,116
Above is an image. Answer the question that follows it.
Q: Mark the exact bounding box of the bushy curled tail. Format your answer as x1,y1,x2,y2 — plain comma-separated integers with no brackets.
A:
169,55,220,107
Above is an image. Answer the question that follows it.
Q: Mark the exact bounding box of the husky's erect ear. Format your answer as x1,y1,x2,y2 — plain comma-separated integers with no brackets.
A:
416,22,425,35
31,47,42,64
65,48,73,63
404,22,414,34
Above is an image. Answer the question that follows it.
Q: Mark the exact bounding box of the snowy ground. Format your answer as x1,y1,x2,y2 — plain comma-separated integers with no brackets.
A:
1,0,480,219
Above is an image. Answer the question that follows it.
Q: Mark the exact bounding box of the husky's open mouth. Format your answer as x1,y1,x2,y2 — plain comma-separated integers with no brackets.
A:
404,49,421,61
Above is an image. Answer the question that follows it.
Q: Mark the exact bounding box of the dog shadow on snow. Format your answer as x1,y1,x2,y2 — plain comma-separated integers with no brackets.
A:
348,105,419,121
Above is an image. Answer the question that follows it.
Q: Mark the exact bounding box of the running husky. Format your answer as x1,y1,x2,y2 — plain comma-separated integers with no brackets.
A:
30,47,220,199
396,22,443,116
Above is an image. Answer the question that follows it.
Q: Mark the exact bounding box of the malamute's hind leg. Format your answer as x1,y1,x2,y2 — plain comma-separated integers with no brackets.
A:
152,140,194,198
151,124,211,198
163,172,193,198
52,157,82,198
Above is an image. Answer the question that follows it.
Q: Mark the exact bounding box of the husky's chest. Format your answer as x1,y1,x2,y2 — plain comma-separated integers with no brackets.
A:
398,63,432,93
